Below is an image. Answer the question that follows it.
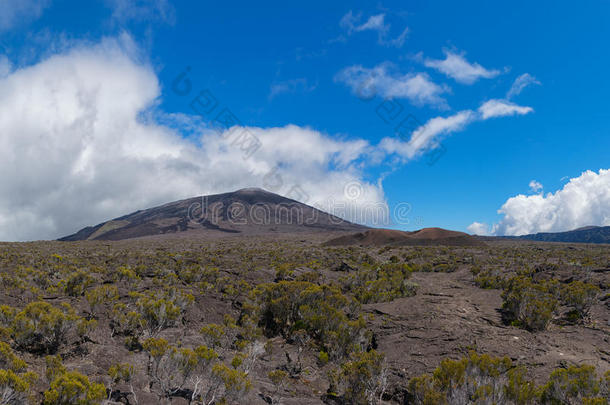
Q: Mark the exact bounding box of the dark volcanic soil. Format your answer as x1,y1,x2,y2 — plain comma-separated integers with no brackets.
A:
366,265,609,385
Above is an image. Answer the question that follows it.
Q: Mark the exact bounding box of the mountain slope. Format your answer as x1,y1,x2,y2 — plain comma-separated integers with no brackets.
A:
59,188,367,241
513,226,610,244
324,228,485,247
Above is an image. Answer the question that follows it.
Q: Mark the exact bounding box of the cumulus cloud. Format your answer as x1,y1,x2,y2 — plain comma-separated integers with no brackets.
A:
467,222,490,236
506,73,541,99
470,169,610,236
339,11,408,47
379,111,474,160
335,63,448,107
529,180,543,193
478,99,533,119
0,0,51,31
0,37,386,241
424,50,501,84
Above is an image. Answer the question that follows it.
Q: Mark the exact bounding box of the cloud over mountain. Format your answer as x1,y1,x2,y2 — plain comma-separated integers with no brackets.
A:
0,36,385,241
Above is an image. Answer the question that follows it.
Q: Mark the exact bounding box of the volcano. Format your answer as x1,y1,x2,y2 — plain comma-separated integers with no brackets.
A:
59,188,367,241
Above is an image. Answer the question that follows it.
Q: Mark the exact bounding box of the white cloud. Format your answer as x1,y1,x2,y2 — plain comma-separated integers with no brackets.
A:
529,180,543,193
467,222,490,236
379,97,534,161
355,14,387,32
473,169,610,236
335,63,448,107
478,99,533,120
339,11,408,47
0,0,51,31
0,55,11,77
379,111,474,160
424,50,501,84
506,73,540,99
341,12,388,35
0,37,386,241
268,78,316,100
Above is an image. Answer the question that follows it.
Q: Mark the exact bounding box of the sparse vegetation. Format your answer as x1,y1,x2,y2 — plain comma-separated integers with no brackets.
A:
0,238,605,403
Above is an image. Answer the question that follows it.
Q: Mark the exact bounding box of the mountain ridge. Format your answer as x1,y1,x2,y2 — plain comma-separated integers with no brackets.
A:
506,225,610,244
324,228,485,247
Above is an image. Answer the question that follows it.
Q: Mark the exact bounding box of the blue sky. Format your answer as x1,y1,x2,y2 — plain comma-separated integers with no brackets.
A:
0,0,609,240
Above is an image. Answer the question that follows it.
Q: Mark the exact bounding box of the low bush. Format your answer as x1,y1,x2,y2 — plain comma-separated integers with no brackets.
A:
12,302,88,354
330,350,387,405
560,281,600,322
408,352,537,405
501,276,600,331
60,270,94,297
343,262,417,304
0,369,36,405
501,277,559,331
251,281,370,359
539,364,605,404
134,288,193,336
43,371,105,405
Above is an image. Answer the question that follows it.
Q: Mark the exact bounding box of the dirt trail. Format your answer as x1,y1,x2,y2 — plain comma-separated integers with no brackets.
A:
366,267,610,383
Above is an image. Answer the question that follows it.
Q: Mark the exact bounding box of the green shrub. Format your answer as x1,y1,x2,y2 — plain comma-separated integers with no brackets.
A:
501,277,559,331
115,266,140,283
12,302,80,354
0,369,36,405
109,303,143,340
108,363,137,403
85,285,118,314
408,352,536,405
142,337,225,402
135,289,193,336
43,371,105,405
318,351,330,366
0,342,26,372
343,262,417,304
561,281,600,321
336,350,387,405
209,363,251,402
251,281,369,359
540,365,605,404
45,355,66,382
60,270,94,297
472,268,506,289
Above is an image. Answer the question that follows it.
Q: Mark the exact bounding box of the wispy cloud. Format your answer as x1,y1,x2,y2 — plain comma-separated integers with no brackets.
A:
424,49,501,84
268,78,317,100
478,99,533,119
335,62,448,108
379,111,474,160
105,0,175,25
379,98,533,161
0,0,51,31
506,73,541,99
339,11,408,47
